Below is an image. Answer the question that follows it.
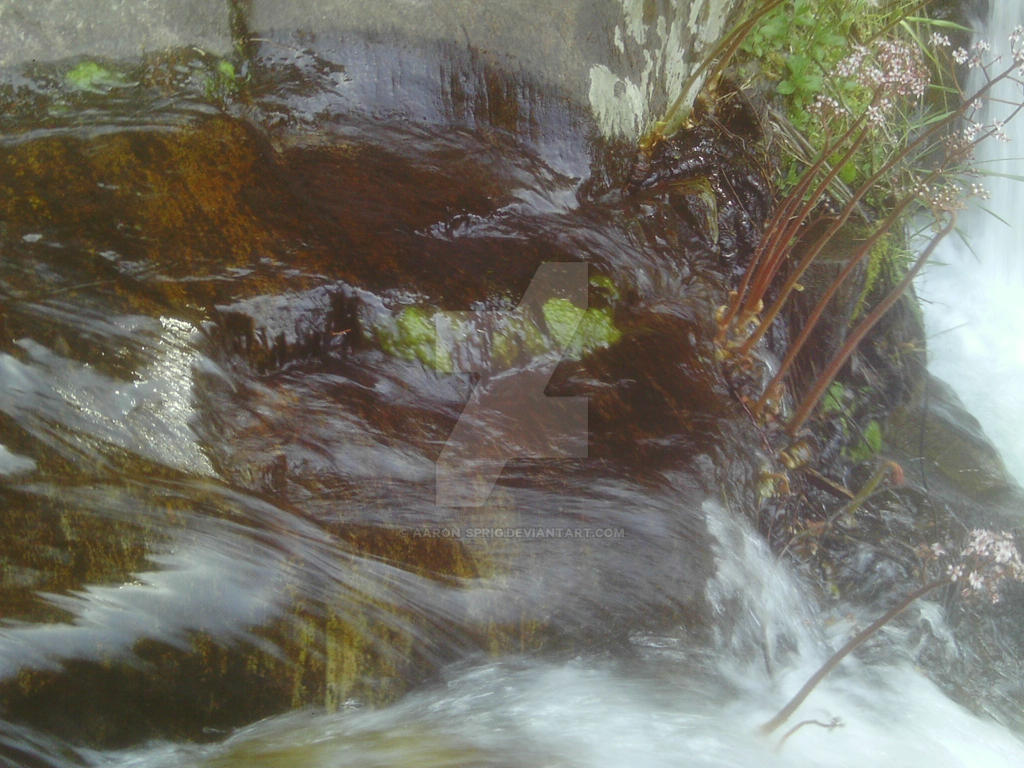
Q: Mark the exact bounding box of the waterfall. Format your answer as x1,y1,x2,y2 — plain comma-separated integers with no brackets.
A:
917,1,1024,482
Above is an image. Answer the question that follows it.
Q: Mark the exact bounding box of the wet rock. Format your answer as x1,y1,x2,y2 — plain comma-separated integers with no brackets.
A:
0,1,232,69
0,75,748,750
887,373,1014,499
247,0,744,140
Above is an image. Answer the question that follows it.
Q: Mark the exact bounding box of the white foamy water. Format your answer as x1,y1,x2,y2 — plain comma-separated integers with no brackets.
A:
917,1,1024,482
94,504,1024,768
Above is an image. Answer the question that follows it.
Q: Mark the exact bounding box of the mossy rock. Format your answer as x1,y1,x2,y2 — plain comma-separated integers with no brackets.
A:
373,296,622,373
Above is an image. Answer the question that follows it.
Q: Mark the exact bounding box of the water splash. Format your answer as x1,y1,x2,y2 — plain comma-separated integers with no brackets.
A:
917,1,1024,482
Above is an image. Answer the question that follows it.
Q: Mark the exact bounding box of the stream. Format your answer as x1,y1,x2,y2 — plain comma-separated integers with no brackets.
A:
1,2,1023,766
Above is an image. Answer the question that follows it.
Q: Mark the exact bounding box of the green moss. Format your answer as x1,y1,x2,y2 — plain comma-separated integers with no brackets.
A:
820,382,883,462
847,419,883,463
541,298,620,355
377,295,621,373
589,274,620,302
378,307,452,373
217,60,237,80
852,233,913,322
541,298,585,350
572,307,622,354
203,58,244,105
491,312,547,368
65,61,126,93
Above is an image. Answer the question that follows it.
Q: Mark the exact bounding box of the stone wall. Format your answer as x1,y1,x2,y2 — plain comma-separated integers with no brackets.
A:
0,0,746,139
0,0,233,67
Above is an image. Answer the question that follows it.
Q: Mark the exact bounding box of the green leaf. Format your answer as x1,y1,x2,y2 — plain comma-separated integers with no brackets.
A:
848,420,883,463
822,382,846,416
786,54,810,77
905,16,971,32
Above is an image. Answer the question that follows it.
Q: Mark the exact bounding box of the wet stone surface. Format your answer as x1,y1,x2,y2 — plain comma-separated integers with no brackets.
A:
0,36,774,752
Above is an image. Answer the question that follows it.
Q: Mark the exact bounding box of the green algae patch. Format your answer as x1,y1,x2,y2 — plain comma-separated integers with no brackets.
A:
541,298,585,350
542,298,622,356
491,312,547,368
589,274,620,301
204,58,245,104
573,306,622,353
376,292,622,373
217,60,237,80
66,61,126,92
378,307,452,373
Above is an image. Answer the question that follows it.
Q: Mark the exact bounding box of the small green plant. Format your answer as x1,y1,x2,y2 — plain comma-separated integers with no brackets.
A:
817,382,883,462
846,419,882,463
741,0,853,128
203,58,245,104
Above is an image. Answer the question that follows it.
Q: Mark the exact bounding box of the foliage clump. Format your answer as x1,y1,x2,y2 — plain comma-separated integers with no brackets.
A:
667,1,1024,438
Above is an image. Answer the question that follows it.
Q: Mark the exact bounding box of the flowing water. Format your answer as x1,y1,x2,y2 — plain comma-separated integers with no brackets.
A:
918,0,1024,482
0,8,1023,768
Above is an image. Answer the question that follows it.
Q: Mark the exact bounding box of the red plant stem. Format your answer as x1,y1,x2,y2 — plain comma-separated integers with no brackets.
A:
720,115,866,339
759,578,948,735
756,96,1024,414
748,96,878,304
784,213,956,436
750,141,833,283
745,122,871,315
718,159,822,340
753,170,937,414
737,66,1015,359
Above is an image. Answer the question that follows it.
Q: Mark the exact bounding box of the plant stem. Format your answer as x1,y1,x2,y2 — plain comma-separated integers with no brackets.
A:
744,122,871,316
785,213,956,435
737,66,1014,359
759,577,948,735
753,176,928,414
719,113,868,340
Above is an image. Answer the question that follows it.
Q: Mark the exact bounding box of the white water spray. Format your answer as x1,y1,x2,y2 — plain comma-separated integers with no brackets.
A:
96,503,1024,768
917,1,1024,482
